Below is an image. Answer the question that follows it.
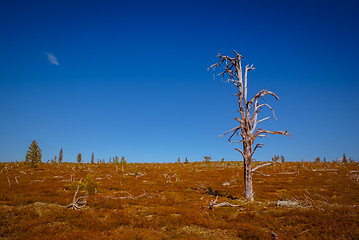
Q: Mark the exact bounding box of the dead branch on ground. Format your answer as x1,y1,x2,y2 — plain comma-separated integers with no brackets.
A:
164,173,178,183
109,190,151,200
14,175,21,184
67,184,87,210
7,175,11,187
311,169,338,172
349,172,359,184
208,196,240,210
272,171,299,175
29,178,45,184
276,200,301,208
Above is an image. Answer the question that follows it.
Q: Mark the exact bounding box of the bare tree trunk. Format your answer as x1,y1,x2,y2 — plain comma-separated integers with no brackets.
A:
244,144,254,200
244,160,253,200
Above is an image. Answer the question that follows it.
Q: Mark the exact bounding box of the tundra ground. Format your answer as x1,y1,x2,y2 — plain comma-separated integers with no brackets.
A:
0,161,358,239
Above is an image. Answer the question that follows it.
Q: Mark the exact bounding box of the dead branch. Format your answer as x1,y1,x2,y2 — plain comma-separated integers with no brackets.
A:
250,143,264,158
218,126,240,138
135,172,145,179
164,173,178,183
349,172,359,184
14,176,21,184
276,200,301,208
311,169,338,172
253,171,270,176
273,172,299,175
7,175,11,188
70,173,75,182
29,178,45,184
110,190,150,200
248,89,279,106
253,129,290,141
304,194,314,204
295,229,310,236
251,162,272,172
67,184,87,210
209,196,240,210
313,193,328,202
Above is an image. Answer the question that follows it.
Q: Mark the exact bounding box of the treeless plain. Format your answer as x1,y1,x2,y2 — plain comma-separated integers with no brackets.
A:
1,161,358,239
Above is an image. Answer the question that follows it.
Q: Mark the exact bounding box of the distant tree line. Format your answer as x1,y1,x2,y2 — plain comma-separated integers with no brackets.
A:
314,154,354,163
22,140,356,166
24,140,128,165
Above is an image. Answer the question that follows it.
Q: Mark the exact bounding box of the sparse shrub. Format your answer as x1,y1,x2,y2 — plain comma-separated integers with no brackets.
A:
203,156,212,163
83,174,98,195
50,157,57,164
177,157,180,163
24,140,42,168
280,155,285,163
184,157,189,164
236,223,270,239
120,156,127,164
342,153,348,164
272,155,279,163
70,174,98,195
314,157,321,163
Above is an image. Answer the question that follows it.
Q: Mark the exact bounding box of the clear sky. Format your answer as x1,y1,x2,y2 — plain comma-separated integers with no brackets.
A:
0,0,358,163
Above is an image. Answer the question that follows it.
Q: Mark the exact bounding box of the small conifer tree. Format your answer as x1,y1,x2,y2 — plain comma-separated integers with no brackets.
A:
280,155,285,163
25,140,42,168
91,153,94,164
177,157,180,163
185,157,189,164
59,148,63,163
314,157,321,163
77,153,82,163
342,154,348,164
120,156,126,164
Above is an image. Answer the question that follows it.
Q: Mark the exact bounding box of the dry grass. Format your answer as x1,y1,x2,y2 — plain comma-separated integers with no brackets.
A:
0,161,358,239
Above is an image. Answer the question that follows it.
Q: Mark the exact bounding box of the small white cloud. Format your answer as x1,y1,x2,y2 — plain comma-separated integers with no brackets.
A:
46,52,59,66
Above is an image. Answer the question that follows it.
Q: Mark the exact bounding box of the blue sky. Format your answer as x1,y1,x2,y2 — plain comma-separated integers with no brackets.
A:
0,0,358,163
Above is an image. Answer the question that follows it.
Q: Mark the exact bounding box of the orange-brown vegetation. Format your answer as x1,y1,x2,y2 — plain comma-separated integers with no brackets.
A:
0,161,358,239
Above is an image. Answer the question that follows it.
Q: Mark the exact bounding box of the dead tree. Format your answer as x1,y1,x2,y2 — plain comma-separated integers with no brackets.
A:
209,50,290,201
